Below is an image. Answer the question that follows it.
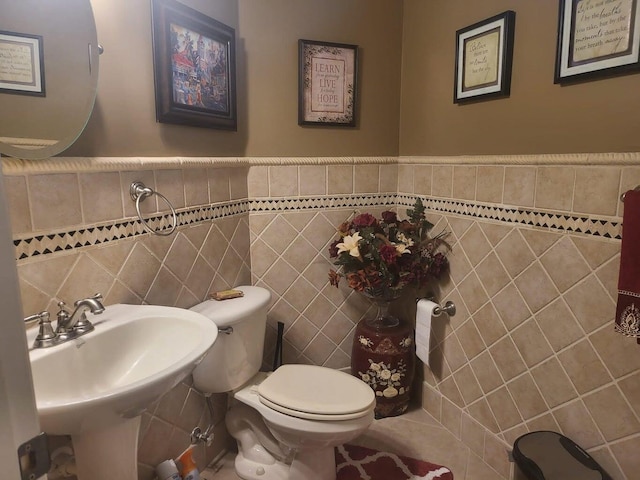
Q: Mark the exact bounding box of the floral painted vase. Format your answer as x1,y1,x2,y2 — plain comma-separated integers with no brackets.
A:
351,298,415,419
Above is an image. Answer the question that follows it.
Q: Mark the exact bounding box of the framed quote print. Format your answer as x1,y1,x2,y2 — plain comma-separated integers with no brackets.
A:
0,30,45,97
298,39,358,126
454,11,516,103
555,0,640,83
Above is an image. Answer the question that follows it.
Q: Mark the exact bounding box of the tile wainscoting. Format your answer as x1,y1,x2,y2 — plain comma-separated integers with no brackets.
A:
3,154,639,479
3,158,252,479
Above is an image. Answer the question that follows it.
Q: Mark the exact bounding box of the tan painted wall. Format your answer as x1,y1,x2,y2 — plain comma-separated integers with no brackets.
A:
399,0,640,156
66,0,403,157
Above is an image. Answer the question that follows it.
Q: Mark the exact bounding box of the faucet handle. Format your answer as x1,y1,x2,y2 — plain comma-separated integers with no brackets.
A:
55,301,71,334
57,300,70,316
24,311,58,348
24,311,49,325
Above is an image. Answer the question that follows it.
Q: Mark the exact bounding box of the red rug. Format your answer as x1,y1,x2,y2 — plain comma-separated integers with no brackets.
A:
336,444,454,480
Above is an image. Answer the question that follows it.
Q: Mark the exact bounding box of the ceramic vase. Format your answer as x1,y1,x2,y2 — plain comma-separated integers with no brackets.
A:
351,296,415,418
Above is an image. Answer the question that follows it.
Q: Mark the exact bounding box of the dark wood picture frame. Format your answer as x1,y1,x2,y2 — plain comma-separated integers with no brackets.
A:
0,30,45,97
555,0,640,84
454,11,516,104
298,39,358,127
151,0,237,130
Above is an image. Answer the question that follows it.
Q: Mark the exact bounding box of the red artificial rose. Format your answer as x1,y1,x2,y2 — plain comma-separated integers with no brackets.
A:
352,213,377,228
328,239,340,258
381,211,397,224
379,244,397,264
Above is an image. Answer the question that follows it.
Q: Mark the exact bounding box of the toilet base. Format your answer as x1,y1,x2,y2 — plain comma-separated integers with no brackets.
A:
234,447,336,480
234,451,289,480
289,447,336,480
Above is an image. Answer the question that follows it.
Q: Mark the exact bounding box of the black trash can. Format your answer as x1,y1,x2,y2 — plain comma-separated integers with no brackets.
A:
512,431,613,480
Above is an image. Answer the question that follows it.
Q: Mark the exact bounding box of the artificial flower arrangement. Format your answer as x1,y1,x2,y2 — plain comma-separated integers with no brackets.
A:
328,198,450,299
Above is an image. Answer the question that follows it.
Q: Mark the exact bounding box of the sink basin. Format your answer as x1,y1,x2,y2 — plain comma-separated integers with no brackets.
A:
26,303,218,480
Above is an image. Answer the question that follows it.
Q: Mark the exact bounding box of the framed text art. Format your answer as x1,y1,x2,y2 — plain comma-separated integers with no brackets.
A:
151,0,237,130
0,31,45,97
555,0,640,83
298,39,358,127
454,11,516,104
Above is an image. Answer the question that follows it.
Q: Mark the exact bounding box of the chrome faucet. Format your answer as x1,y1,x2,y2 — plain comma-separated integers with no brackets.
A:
56,293,105,339
24,293,106,348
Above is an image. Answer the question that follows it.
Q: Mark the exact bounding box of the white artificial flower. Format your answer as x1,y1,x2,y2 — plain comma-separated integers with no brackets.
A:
370,362,381,371
337,232,362,257
380,369,392,380
391,373,401,381
383,386,398,398
397,232,414,247
394,243,411,255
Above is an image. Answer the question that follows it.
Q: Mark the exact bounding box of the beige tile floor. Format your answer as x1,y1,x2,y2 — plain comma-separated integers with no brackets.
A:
202,406,512,480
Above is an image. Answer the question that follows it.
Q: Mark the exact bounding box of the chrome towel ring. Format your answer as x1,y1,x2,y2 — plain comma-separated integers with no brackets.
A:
129,181,177,236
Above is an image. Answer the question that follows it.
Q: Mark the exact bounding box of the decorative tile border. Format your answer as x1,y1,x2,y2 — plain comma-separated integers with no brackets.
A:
13,193,621,262
397,194,621,240
14,200,249,261
250,194,397,212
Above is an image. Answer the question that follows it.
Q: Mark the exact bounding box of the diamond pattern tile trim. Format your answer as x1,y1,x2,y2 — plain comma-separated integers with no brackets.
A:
396,195,621,240
14,193,620,262
14,200,249,261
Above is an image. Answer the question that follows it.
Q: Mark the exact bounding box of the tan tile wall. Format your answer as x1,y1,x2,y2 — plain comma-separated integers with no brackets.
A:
398,160,640,480
248,158,640,479
248,162,399,369
4,163,251,480
7,156,640,479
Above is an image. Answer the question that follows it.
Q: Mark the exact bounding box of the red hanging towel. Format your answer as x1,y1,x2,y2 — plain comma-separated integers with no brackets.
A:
615,189,640,343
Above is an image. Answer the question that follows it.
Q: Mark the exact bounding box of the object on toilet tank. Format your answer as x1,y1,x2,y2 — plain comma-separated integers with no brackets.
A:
210,289,244,301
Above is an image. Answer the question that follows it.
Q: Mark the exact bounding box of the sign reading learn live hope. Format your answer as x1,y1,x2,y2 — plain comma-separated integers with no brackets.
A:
298,39,358,126
311,57,345,113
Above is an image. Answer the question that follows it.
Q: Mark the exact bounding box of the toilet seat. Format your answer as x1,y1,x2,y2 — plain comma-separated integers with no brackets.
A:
257,364,375,421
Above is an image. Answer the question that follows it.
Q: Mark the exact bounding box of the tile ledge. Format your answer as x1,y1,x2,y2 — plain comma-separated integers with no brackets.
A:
0,157,249,175
1,156,398,174
4,152,637,174
399,152,640,165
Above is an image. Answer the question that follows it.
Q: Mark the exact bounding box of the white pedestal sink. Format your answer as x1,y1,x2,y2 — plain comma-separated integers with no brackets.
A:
27,304,219,480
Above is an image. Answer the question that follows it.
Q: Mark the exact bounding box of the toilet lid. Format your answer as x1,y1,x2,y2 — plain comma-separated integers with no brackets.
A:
257,364,375,420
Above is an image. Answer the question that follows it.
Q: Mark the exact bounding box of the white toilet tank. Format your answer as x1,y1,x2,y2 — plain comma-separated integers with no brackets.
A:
190,286,271,393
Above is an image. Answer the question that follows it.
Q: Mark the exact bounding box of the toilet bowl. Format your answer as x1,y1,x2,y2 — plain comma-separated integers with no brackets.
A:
189,286,375,480
227,368,374,480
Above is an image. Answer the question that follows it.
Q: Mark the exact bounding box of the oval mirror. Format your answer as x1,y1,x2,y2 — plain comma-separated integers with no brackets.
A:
0,0,99,160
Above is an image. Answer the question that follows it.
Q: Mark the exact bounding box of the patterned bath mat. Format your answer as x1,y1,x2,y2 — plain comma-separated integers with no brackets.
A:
336,443,454,480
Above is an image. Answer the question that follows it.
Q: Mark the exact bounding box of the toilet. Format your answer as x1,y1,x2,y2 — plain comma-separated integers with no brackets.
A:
190,286,375,480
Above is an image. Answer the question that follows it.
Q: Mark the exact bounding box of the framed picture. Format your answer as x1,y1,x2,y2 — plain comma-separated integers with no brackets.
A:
151,0,236,130
0,30,45,97
555,0,640,83
298,39,358,126
454,11,516,103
